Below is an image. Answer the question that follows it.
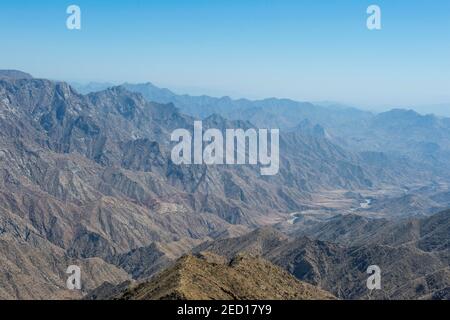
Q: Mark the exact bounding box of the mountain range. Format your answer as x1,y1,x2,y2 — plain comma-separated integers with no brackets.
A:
75,80,450,180
86,252,335,300
194,211,449,300
0,70,448,299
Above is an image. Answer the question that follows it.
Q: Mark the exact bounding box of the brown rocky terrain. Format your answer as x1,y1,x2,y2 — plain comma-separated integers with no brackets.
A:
0,72,397,299
0,71,448,300
195,212,450,300
292,209,450,250
103,252,335,300
0,232,129,299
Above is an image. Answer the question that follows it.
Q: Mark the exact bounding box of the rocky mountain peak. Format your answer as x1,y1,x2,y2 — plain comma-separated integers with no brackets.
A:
0,70,33,80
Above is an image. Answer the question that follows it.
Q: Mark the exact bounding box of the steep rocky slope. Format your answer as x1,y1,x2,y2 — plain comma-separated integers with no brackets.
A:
119,82,450,180
196,211,450,300
293,209,450,250
106,253,335,300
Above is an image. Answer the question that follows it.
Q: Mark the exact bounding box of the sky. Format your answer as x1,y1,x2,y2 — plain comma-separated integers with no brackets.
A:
0,0,449,111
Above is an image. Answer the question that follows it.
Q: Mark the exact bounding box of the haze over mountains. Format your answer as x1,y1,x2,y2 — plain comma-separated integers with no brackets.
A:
0,70,449,300
75,80,450,177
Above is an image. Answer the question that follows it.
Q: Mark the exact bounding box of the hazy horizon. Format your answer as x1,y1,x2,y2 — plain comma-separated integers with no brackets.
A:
67,76,450,117
2,68,449,117
1,0,449,114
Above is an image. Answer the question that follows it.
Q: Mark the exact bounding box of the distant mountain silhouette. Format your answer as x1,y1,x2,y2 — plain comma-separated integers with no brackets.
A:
0,70,33,80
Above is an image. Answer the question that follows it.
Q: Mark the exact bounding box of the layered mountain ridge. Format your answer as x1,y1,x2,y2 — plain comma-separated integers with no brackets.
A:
0,72,388,298
87,252,335,300
194,210,450,300
0,70,449,299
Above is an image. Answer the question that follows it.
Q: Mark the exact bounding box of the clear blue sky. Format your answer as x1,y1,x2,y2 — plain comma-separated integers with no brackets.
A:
1,0,449,108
